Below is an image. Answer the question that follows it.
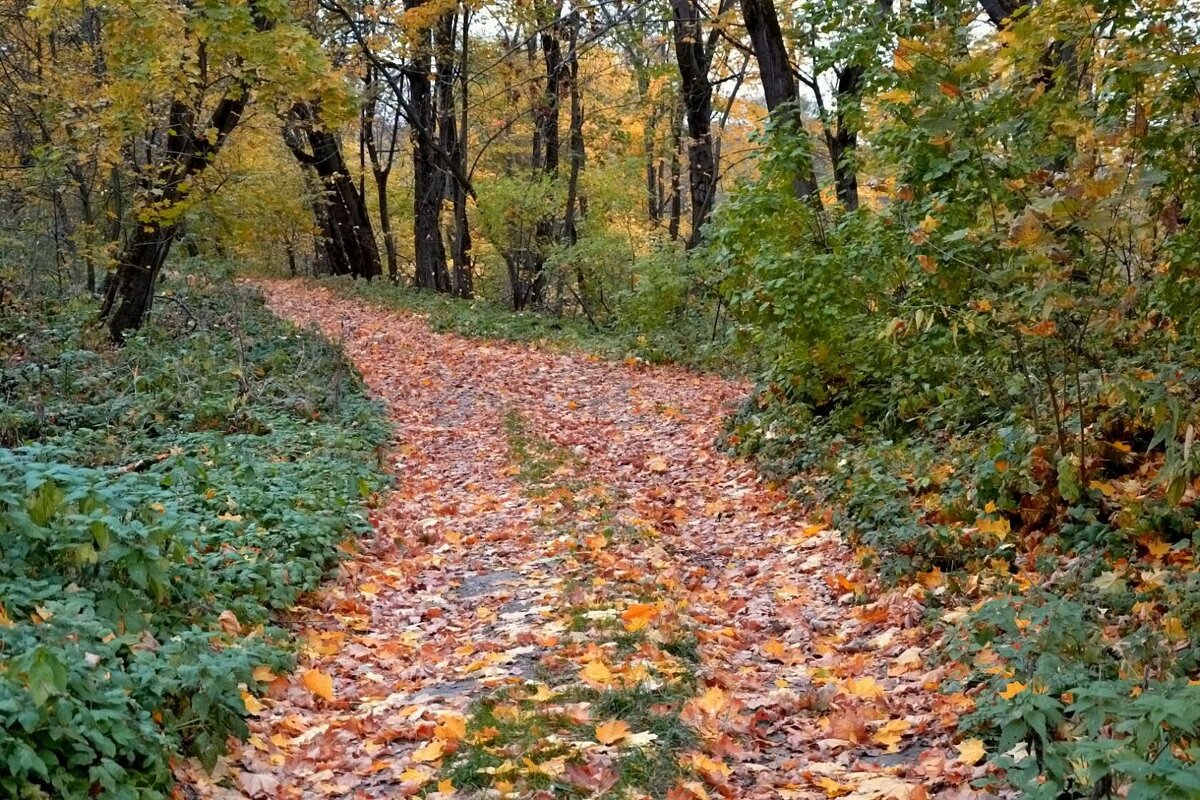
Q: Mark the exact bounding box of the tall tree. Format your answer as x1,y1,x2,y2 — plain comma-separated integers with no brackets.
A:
284,102,382,280
101,0,313,340
739,0,822,206
670,0,719,248
405,0,451,291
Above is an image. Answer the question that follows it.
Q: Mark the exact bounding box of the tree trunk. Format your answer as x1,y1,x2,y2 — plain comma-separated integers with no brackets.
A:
563,12,585,247
285,103,382,280
406,0,450,291
668,106,682,241
436,8,473,297
362,68,401,283
740,0,822,207
103,89,255,340
670,0,717,249
827,65,863,211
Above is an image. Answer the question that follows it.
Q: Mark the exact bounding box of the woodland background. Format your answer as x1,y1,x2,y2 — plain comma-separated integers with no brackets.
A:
3,0,1200,797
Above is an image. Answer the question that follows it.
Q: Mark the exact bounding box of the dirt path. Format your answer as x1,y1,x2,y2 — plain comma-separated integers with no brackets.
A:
184,281,974,800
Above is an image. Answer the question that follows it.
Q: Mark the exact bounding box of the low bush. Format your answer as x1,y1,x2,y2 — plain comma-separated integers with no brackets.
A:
0,272,389,798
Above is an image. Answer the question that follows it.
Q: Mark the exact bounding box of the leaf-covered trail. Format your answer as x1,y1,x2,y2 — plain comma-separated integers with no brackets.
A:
188,281,975,800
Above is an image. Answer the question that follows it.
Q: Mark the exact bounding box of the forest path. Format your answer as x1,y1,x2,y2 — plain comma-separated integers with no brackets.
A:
188,280,967,800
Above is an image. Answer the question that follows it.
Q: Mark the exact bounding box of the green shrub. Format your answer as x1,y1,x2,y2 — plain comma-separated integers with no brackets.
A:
0,273,389,798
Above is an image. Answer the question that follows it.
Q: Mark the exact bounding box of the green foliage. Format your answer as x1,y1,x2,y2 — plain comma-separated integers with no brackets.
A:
319,266,744,374
0,274,389,798
715,0,1200,796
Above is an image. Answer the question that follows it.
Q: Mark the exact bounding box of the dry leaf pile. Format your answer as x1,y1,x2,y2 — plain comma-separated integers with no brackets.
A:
181,281,992,800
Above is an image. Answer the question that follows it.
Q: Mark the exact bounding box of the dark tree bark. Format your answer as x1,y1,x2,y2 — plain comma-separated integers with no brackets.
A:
979,0,1022,26
668,104,683,241
102,93,254,340
284,102,382,280
670,0,717,249
406,0,450,292
563,12,584,246
827,65,864,211
362,67,402,283
739,0,821,206
436,7,473,297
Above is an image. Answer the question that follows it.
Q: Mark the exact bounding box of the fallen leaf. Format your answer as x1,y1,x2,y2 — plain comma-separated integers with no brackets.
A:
412,740,445,763
301,668,335,701
955,738,986,765
595,719,631,744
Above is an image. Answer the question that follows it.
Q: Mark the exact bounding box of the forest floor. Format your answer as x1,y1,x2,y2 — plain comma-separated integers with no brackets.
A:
182,280,985,800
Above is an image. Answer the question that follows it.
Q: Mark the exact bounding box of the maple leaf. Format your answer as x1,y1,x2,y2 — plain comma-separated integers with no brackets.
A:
563,756,619,794
621,602,658,631
646,455,669,472
240,690,265,715
844,676,885,701
301,668,335,701
436,712,467,741
595,719,631,744
411,740,445,763
955,738,986,765
872,718,910,751
580,660,613,688
693,685,728,716
999,680,1027,700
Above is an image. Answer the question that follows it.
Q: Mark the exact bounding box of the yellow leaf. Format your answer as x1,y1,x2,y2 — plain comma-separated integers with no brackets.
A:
877,88,914,104
301,668,335,701
646,456,669,472
412,740,445,763
359,581,380,595
595,719,631,744
999,681,1027,700
580,660,613,688
437,779,454,794
1088,480,1116,498
1146,539,1171,558
398,767,431,784
694,686,728,716
845,676,885,700
955,738,986,765
976,516,1011,540
528,683,555,702
241,690,265,715
762,639,789,662
873,719,910,751
252,665,278,683
621,603,658,632
814,776,852,796
436,713,467,742
1164,616,1187,641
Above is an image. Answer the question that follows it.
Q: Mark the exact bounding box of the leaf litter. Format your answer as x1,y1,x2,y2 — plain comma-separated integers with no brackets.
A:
180,281,990,799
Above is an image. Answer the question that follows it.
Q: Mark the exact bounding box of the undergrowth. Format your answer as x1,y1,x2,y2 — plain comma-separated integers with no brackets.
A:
311,273,746,375
0,271,389,799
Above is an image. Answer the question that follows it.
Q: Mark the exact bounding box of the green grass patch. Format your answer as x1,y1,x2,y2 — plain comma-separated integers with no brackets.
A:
0,271,390,799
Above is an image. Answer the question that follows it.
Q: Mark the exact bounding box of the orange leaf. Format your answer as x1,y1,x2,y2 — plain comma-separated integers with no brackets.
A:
694,686,728,716
621,603,658,632
301,668,335,701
